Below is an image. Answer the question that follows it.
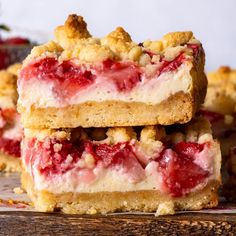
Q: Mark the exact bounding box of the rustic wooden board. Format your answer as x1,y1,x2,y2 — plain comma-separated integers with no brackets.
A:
1,173,236,235
0,211,236,235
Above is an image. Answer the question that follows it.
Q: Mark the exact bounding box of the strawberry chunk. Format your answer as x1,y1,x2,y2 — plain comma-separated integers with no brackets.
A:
187,43,200,56
157,142,209,197
173,141,204,158
0,138,21,157
20,58,95,98
89,142,145,182
35,139,144,182
0,50,9,69
159,53,185,75
38,140,84,175
101,60,141,92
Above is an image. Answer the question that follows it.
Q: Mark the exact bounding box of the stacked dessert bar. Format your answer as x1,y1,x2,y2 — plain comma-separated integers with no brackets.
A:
0,64,22,172
18,15,221,214
202,66,236,201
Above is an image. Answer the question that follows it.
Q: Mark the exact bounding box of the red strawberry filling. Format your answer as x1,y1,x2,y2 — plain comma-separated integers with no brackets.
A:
25,137,210,197
27,139,144,183
19,44,200,97
156,142,209,197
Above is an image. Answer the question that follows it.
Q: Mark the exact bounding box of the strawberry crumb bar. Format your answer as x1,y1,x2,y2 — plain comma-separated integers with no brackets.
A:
202,66,236,200
0,66,23,172
18,15,207,129
21,117,221,214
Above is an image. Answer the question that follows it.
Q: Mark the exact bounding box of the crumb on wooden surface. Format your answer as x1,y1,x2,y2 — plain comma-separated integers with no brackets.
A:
13,187,24,194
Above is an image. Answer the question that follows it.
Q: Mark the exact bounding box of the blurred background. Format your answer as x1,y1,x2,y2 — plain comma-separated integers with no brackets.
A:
1,0,235,71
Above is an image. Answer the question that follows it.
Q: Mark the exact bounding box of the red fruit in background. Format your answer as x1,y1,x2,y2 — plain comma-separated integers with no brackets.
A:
4,37,30,45
198,109,224,123
0,36,31,69
0,38,4,45
0,50,9,69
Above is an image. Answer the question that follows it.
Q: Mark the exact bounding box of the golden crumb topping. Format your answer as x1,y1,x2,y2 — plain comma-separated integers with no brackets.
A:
106,127,136,143
54,14,91,49
24,118,213,147
24,128,71,141
23,14,200,65
0,69,18,107
204,66,236,114
208,66,236,84
140,126,166,143
161,31,193,48
27,41,63,61
107,27,132,42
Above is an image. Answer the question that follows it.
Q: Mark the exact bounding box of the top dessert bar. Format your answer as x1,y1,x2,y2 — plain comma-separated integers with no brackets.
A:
18,14,207,129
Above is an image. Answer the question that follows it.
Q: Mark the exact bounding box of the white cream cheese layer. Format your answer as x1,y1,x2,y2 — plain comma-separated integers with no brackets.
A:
21,139,220,195
27,162,163,194
18,62,193,109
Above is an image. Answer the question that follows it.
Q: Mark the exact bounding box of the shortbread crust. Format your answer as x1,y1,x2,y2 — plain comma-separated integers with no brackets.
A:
18,91,203,128
22,170,219,214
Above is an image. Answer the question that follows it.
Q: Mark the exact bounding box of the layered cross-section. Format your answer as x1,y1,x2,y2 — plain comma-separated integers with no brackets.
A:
0,66,23,172
18,15,207,129
202,66,236,200
21,117,221,214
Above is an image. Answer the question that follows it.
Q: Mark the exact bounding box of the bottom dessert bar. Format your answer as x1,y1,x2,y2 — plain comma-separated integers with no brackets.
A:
21,117,221,215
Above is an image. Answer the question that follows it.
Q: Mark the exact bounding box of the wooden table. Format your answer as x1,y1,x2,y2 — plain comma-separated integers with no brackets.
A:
0,210,236,235
1,173,236,235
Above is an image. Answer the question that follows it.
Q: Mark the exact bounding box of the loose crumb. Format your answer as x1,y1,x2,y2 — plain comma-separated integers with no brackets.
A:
87,207,97,214
155,201,175,216
224,114,234,125
13,187,24,194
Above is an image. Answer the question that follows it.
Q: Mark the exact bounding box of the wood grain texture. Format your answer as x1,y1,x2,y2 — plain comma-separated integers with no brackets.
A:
0,211,236,236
